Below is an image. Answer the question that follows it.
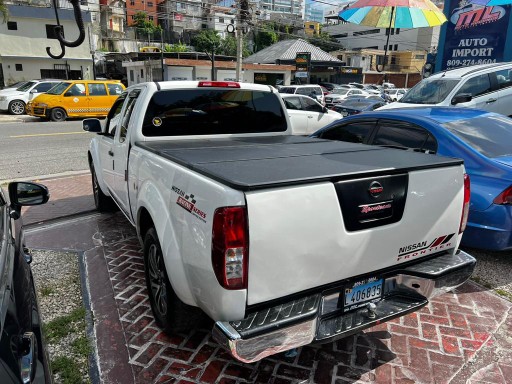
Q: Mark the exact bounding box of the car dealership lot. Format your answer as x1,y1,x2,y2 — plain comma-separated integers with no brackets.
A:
18,173,512,384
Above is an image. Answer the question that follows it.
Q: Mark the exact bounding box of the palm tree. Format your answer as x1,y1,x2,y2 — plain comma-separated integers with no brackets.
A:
0,0,7,23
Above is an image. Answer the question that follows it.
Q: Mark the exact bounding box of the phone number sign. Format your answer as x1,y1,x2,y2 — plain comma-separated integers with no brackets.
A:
441,1,509,70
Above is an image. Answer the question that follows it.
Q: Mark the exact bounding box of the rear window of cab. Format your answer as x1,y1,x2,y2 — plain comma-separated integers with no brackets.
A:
141,89,287,136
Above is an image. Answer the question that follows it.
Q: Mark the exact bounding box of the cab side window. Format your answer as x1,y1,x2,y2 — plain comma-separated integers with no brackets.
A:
495,69,512,90
301,96,323,112
318,121,375,143
284,97,302,110
33,82,56,93
88,83,108,96
65,84,86,96
107,83,123,96
372,120,437,153
119,90,141,142
458,74,492,97
104,97,126,137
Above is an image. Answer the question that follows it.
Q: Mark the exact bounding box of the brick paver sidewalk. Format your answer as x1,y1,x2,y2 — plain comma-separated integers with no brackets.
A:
21,172,95,225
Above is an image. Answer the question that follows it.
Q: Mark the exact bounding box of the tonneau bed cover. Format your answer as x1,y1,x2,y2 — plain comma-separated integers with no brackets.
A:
136,136,463,191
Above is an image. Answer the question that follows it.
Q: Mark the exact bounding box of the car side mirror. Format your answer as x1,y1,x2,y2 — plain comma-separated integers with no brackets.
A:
8,182,49,219
83,118,104,134
451,93,472,105
29,89,37,94
323,106,328,113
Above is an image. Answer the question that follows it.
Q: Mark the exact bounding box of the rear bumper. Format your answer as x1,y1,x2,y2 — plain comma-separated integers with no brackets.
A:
213,250,476,363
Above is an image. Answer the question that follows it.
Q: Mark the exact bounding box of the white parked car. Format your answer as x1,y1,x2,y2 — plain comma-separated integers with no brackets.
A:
281,93,342,135
324,88,369,107
378,62,512,116
386,88,407,101
278,85,325,105
0,80,61,115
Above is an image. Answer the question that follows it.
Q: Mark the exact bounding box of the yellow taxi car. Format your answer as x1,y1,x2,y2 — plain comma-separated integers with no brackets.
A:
26,80,125,121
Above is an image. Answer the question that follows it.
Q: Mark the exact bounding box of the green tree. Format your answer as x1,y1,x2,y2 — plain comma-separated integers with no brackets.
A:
133,11,161,41
163,42,189,53
254,25,278,52
0,0,8,22
191,29,221,54
307,31,340,53
218,35,250,57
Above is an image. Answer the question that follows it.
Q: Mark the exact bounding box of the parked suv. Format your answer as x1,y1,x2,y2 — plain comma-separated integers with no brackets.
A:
0,181,51,383
278,85,325,104
379,62,512,116
27,80,125,121
0,80,61,115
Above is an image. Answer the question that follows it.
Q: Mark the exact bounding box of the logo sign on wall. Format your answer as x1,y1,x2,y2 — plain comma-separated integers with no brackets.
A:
295,52,311,72
441,0,509,70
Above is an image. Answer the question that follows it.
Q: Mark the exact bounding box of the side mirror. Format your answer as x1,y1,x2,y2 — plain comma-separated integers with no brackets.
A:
83,118,103,133
8,182,49,219
451,93,472,105
322,106,328,113
29,89,37,94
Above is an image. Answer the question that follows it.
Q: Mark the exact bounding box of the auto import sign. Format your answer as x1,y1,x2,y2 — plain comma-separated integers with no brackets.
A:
441,0,509,70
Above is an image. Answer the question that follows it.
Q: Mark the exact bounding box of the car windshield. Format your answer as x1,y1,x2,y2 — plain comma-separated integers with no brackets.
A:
46,82,72,95
142,89,287,136
400,79,460,104
11,81,28,89
16,81,37,92
443,114,512,158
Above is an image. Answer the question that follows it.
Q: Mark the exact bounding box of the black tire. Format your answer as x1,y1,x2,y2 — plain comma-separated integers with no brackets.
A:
143,228,204,333
90,162,117,212
50,107,67,122
8,99,25,115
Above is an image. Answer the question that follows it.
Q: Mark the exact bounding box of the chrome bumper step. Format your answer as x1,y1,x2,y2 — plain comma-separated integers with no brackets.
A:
213,250,476,363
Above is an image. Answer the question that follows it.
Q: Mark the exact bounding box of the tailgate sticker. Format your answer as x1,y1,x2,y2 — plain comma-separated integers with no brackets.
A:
397,233,455,261
172,186,207,223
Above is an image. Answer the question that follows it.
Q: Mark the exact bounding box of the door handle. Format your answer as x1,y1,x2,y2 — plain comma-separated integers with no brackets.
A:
486,98,497,103
308,115,313,118
108,150,114,156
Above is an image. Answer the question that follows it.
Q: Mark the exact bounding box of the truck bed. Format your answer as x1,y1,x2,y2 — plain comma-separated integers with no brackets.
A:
135,136,463,191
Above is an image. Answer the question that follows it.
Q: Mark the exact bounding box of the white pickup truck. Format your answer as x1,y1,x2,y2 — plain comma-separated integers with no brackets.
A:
83,81,476,363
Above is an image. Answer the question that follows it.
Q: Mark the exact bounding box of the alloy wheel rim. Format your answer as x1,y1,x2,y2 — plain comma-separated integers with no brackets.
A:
148,243,167,316
92,172,99,205
11,101,24,115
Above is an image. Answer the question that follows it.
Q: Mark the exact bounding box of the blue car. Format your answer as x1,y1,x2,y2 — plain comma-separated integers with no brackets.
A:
311,107,512,251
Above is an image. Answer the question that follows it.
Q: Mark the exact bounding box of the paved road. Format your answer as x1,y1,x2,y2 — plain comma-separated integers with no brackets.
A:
0,115,91,181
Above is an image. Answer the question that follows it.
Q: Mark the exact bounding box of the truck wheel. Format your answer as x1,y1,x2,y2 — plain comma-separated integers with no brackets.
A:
50,108,67,122
90,163,117,212
143,228,204,333
8,100,26,115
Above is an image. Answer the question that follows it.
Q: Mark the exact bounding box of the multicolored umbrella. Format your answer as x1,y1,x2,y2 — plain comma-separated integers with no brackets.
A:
339,0,447,72
339,0,447,28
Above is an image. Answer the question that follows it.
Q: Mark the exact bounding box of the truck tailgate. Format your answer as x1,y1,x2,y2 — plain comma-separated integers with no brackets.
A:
245,165,465,305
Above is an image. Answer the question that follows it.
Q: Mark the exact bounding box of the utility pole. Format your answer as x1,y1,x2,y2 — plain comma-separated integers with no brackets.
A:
236,0,249,82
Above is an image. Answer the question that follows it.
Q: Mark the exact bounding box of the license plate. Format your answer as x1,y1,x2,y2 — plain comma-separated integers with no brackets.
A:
344,277,383,311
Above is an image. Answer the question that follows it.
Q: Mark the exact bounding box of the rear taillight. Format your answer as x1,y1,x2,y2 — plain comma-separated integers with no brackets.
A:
198,81,240,88
459,174,471,234
493,186,512,205
212,206,248,290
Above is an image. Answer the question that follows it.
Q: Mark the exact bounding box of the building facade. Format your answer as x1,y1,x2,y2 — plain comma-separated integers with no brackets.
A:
0,4,94,87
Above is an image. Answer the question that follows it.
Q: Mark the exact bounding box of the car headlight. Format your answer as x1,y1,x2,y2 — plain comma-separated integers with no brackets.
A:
37,103,48,107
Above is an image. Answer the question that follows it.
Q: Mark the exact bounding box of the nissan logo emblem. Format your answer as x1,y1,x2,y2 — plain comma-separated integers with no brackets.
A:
369,181,383,197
